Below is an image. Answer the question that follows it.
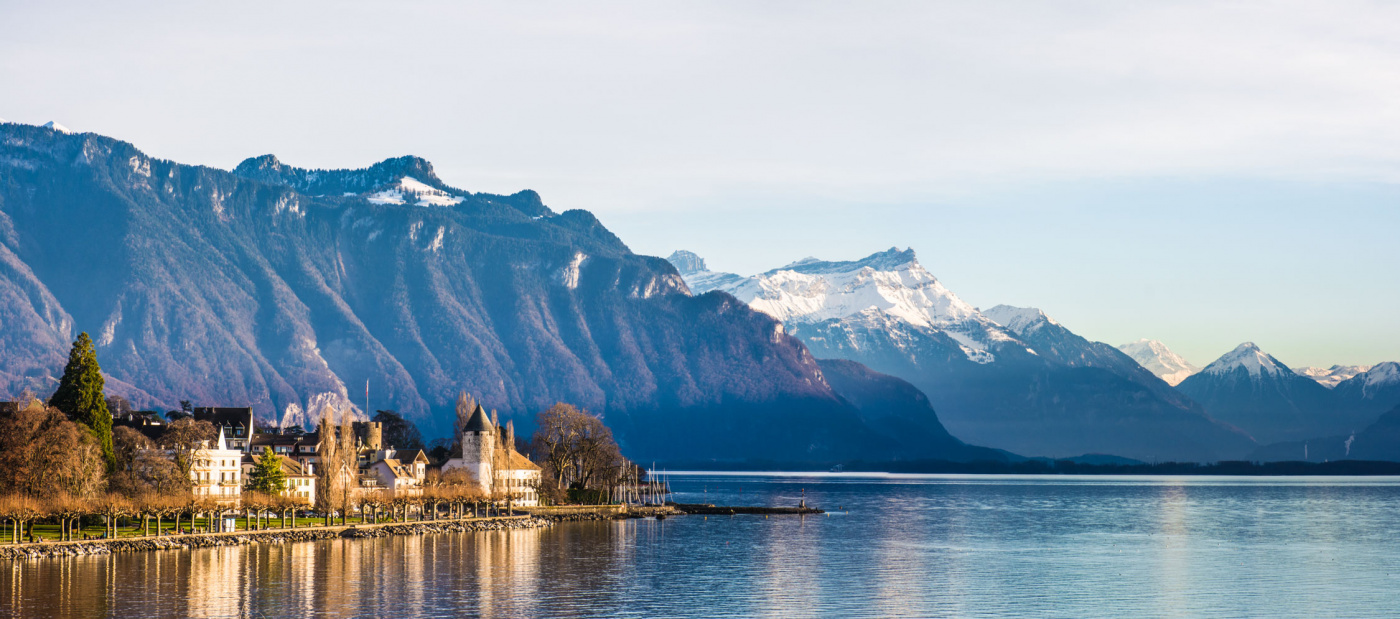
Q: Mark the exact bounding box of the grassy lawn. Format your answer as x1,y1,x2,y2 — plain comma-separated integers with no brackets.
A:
14,517,346,542
9,514,487,543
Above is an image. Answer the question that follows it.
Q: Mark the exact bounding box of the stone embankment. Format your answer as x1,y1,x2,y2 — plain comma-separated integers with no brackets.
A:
0,506,692,561
0,517,550,561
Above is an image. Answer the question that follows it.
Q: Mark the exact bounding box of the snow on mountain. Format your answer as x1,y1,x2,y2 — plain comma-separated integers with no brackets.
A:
41,121,71,134
1294,364,1372,389
1343,361,1400,399
366,176,465,206
1117,339,1200,386
983,305,1058,336
1201,342,1292,378
672,247,1016,364
666,250,747,292
668,247,1252,460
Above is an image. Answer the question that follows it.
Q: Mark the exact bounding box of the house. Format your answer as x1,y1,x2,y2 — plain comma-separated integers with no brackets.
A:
190,428,244,505
250,432,323,474
365,449,430,497
192,407,256,453
443,404,543,506
241,452,317,504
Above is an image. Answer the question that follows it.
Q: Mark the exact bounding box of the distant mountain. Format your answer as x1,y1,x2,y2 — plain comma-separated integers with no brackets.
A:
1293,364,1371,389
1332,362,1400,412
982,307,1200,411
1117,339,1199,386
0,122,993,464
672,248,1253,462
1175,343,1380,444
666,250,746,292
1250,402,1400,463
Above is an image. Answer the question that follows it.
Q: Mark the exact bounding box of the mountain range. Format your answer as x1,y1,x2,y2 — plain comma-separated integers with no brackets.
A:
0,122,1006,464
1117,339,1200,386
4,120,1395,465
1176,345,1400,445
668,249,1255,461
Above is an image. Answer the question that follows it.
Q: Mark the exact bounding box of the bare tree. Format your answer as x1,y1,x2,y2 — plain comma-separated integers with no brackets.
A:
314,412,339,525
0,402,106,499
158,418,217,483
530,403,630,499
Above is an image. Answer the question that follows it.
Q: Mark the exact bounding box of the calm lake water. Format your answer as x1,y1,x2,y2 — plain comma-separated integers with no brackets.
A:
5,474,1400,618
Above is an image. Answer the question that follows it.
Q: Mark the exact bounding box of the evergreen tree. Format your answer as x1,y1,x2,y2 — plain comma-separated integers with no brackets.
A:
247,446,287,494
49,332,115,468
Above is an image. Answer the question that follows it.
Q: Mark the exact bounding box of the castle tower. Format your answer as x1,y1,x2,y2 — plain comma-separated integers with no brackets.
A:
461,403,495,491
364,421,383,451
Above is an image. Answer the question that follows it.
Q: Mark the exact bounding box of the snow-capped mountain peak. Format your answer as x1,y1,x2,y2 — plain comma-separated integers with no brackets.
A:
983,305,1057,336
1294,364,1372,389
667,250,707,275
1361,361,1400,389
1202,342,1291,378
729,247,982,328
665,250,748,292
42,121,71,134
1117,338,1200,386
668,247,1020,365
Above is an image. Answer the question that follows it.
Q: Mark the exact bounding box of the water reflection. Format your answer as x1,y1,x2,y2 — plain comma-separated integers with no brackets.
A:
4,476,1400,617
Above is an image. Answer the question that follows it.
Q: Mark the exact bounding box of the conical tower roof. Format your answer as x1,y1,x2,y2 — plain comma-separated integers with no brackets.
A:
464,403,493,433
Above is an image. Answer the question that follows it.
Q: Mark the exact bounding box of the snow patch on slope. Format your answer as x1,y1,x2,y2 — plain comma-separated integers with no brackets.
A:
366,176,465,207
1118,338,1200,386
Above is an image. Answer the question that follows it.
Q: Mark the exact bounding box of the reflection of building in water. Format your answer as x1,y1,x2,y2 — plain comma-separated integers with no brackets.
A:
469,527,544,616
184,545,247,618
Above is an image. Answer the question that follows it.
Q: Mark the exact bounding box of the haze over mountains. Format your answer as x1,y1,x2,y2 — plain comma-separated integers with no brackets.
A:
672,249,1400,461
1176,345,1400,445
1117,339,1200,386
2,120,1396,465
669,249,1254,461
0,122,1003,464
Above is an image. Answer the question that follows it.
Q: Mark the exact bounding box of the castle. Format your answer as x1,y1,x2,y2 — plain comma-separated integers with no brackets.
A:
443,403,542,506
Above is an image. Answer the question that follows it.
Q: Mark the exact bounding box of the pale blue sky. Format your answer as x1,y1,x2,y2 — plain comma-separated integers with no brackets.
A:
3,1,1397,367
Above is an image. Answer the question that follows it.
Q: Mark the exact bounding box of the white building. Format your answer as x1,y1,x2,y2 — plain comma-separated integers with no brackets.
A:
191,428,243,505
443,405,542,506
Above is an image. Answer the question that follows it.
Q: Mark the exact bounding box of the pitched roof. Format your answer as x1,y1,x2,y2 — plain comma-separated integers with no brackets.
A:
247,453,312,477
503,450,541,471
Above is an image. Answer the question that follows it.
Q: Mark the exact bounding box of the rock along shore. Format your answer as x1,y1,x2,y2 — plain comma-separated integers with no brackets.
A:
0,516,552,561
0,505,694,561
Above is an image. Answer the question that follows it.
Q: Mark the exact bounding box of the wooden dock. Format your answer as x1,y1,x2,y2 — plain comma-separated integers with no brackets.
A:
667,502,824,515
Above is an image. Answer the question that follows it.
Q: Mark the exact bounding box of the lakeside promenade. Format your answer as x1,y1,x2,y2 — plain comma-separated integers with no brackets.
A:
0,505,686,561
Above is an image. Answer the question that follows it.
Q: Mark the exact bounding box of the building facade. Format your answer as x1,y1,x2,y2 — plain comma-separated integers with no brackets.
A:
189,428,243,505
443,405,542,506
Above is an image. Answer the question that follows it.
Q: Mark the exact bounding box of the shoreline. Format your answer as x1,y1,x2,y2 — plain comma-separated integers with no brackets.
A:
0,506,685,562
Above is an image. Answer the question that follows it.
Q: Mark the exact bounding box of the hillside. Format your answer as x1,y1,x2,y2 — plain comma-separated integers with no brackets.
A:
0,122,983,463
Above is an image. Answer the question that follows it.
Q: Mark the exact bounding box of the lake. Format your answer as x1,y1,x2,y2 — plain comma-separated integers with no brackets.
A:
5,473,1400,617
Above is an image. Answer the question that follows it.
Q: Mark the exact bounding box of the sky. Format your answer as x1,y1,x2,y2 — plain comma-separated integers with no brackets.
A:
2,0,1398,368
